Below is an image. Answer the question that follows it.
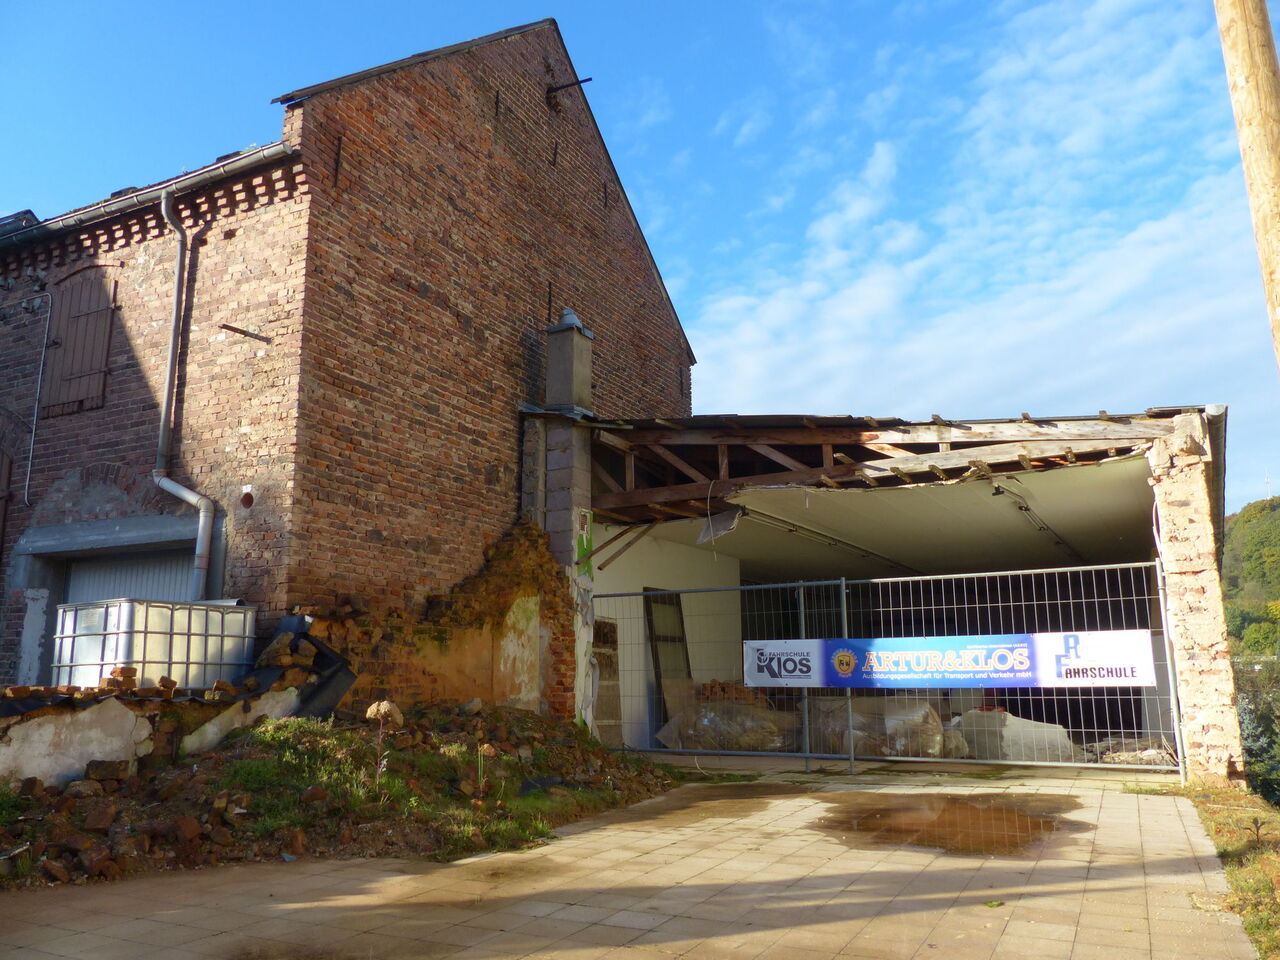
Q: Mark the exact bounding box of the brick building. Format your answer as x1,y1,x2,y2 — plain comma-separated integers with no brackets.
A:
0,20,692,711
0,20,1244,782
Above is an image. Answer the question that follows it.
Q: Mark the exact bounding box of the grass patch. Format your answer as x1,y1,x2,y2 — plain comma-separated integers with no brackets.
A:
3,704,674,888
1167,784,1280,960
208,711,671,859
0,786,32,830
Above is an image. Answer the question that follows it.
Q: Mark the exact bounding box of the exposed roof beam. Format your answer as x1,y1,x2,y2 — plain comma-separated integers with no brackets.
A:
597,522,658,571
614,421,1172,446
646,444,709,483
593,439,1144,511
862,442,918,457
595,430,633,453
746,443,809,471
591,459,623,493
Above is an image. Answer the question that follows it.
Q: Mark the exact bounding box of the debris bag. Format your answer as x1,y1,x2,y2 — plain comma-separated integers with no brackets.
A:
655,701,798,752
807,696,885,756
959,708,1084,763
942,727,970,759
882,700,945,758
839,697,947,759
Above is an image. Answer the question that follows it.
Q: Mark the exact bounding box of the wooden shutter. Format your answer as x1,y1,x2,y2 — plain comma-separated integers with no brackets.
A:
40,268,116,418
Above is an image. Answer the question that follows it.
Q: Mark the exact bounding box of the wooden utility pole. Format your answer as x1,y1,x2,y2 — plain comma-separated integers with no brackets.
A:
1215,0,1280,373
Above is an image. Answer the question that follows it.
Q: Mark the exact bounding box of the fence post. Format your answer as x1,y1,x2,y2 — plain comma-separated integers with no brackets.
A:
1154,558,1189,785
798,585,810,772
841,577,855,775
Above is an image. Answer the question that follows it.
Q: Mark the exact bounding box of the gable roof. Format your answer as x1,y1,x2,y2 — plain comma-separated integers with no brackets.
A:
271,19,696,365
272,19,555,106
0,144,296,253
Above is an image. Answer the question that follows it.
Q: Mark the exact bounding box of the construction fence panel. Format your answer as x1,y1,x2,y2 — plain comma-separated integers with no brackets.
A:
593,562,1182,773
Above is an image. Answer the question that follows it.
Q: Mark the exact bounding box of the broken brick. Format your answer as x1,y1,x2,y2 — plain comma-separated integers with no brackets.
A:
82,804,118,832
86,760,131,781
41,860,71,883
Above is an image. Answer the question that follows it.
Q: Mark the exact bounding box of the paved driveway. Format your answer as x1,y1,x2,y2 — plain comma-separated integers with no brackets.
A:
0,769,1258,960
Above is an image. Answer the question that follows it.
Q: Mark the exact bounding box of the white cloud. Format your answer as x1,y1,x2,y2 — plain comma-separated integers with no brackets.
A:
611,77,673,142
685,0,1278,508
714,97,774,147
795,89,839,132
805,142,897,248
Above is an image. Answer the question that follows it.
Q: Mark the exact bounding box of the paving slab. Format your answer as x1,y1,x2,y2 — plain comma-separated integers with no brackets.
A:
0,767,1257,960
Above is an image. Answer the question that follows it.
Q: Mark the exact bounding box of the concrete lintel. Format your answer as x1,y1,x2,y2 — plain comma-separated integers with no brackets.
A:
15,515,198,557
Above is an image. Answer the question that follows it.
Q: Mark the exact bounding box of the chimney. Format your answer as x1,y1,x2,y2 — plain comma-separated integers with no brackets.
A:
544,308,594,414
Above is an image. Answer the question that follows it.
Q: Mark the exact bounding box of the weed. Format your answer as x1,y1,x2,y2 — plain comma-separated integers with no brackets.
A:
1179,784,1280,960
0,787,32,830
1121,783,1177,796
1247,816,1267,846
10,852,33,880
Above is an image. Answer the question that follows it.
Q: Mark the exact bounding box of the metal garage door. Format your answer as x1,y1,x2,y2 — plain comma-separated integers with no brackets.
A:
65,551,192,604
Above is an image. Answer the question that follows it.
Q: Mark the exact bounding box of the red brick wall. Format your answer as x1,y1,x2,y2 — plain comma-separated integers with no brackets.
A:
0,24,694,695
284,23,692,614
0,163,311,681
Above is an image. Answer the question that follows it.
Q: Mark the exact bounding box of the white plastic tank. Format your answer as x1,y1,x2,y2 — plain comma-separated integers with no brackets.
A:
52,598,254,689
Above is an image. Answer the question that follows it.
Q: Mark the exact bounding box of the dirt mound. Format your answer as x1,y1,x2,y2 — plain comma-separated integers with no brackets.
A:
0,703,672,888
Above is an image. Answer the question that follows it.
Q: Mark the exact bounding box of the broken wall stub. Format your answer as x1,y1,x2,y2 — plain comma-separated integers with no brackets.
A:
312,520,576,715
0,684,306,785
1148,413,1245,784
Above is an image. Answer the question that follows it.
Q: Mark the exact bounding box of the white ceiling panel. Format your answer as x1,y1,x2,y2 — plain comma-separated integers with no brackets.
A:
638,458,1155,582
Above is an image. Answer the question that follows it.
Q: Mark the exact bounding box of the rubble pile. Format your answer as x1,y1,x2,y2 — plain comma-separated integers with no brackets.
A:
1083,735,1178,766
1,633,323,709
0,700,671,888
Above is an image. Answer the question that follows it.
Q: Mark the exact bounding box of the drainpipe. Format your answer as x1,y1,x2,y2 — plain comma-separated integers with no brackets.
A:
155,189,214,602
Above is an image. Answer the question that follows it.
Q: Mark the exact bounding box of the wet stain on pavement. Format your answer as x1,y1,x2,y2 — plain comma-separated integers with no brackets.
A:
814,791,1086,856
603,782,820,824
607,782,1086,857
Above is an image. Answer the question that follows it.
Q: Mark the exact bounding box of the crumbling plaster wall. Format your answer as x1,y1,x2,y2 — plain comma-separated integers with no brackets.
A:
0,686,309,786
1147,412,1245,784
0,698,152,785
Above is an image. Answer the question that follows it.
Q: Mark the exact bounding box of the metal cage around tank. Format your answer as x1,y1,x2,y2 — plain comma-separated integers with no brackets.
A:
591,561,1183,777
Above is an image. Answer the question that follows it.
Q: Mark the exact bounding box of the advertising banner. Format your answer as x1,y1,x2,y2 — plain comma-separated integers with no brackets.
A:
743,630,1157,689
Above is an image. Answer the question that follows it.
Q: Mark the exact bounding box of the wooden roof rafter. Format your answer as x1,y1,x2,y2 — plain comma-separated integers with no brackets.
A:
589,413,1170,523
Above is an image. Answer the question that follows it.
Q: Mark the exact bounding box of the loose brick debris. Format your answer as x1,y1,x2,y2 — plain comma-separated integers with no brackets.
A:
1,631,322,710
0,701,672,888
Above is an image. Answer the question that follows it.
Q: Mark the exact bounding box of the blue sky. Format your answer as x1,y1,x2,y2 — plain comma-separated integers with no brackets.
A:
4,0,1277,510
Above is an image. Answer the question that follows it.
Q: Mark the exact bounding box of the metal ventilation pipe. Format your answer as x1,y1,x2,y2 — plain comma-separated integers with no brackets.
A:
155,188,214,601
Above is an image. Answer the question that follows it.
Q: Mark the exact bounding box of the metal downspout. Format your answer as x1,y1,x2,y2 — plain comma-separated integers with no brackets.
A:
21,291,52,505
155,189,214,601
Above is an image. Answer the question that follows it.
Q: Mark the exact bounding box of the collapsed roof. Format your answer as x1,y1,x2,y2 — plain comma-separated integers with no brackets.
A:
585,406,1226,580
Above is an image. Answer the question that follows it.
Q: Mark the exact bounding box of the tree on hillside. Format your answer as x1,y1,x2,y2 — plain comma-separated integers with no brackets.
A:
1222,496,1280,801
1223,496,1280,653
